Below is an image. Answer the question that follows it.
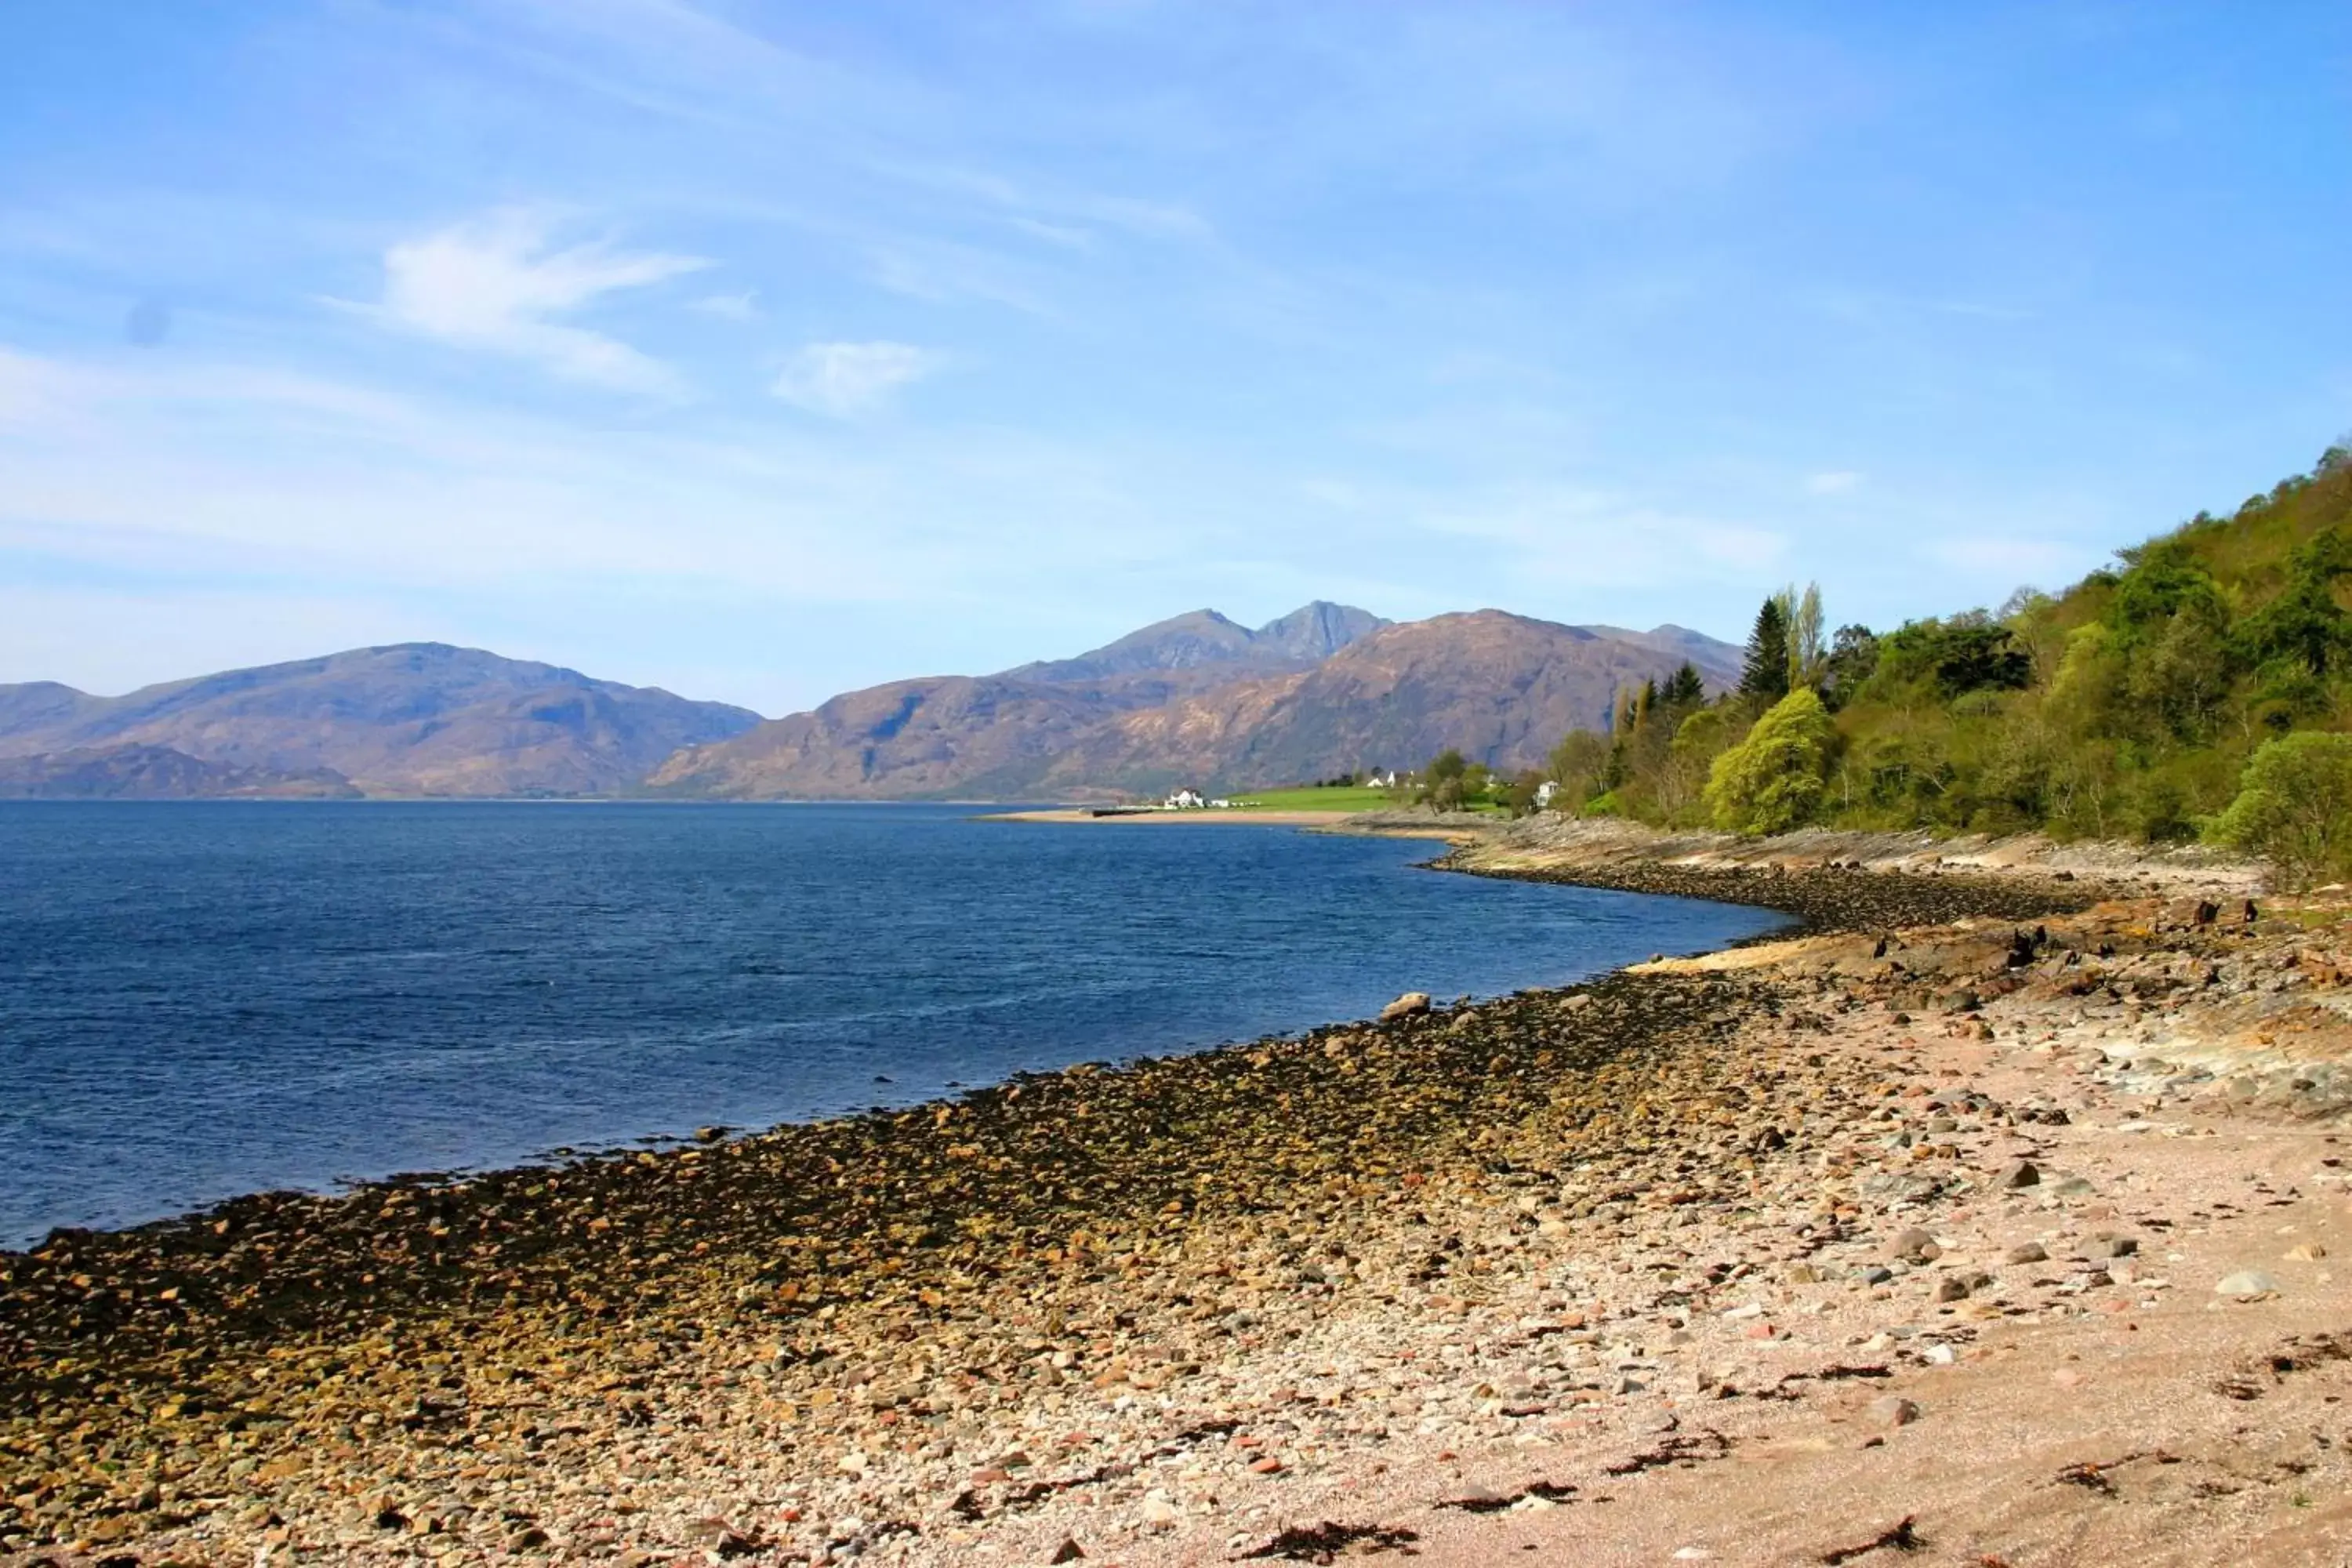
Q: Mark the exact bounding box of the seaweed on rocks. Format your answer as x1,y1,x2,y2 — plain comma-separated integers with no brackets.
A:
1240,1520,1421,1559
1439,857,2106,937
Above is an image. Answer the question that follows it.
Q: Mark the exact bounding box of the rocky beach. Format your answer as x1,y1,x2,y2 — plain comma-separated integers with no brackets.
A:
8,817,2352,1566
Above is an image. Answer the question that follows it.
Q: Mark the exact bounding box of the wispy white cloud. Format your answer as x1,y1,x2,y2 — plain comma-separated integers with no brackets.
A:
0,347,68,429
1410,481,1788,591
771,341,942,416
1806,470,1864,495
689,289,761,321
1007,215,1095,250
869,240,1052,315
353,209,708,394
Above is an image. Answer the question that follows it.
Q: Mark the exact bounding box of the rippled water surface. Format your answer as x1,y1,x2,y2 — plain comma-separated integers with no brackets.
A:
0,802,1785,1246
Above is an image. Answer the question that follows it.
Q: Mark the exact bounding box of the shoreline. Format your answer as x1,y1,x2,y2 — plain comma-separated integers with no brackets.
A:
9,830,2341,1565
981,807,1366,826
0,818,1942,1258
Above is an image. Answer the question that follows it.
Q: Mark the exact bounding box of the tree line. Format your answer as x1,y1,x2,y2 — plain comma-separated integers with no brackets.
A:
1529,441,2352,884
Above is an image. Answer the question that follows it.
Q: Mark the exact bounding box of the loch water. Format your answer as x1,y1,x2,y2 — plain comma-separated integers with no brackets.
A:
0,802,1786,1247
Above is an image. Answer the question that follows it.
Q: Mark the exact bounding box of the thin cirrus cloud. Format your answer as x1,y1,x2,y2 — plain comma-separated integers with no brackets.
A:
354,210,709,394
771,341,942,417
690,289,763,321
1805,470,1864,495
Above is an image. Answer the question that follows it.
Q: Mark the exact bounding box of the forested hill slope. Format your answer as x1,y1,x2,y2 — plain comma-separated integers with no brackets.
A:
1835,447,2352,841
1555,444,2352,874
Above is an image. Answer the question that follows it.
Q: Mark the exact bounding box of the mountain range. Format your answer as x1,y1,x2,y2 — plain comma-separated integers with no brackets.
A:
0,605,1738,800
0,644,761,798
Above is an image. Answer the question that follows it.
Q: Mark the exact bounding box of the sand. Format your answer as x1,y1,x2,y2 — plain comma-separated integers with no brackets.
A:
9,823,2348,1567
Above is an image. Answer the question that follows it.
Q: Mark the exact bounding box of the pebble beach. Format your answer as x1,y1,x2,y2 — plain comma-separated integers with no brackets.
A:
8,818,2352,1566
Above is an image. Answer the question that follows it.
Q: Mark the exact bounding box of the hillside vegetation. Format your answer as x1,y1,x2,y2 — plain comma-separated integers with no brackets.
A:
1542,443,2352,881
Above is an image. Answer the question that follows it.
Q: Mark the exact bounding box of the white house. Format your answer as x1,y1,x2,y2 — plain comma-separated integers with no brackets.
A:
1165,788,1206,809
1535,779,1559,808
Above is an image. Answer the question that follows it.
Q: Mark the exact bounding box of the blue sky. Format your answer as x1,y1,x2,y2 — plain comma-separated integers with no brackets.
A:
2,1,2347,715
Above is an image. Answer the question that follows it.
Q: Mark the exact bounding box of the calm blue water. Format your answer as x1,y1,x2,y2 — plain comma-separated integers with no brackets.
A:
0,803,1784,1247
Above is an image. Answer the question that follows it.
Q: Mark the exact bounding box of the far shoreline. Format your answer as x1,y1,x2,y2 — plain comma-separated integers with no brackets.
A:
984,805,1359,826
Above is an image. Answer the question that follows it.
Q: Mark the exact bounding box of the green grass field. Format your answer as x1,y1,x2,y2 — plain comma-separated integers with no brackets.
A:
1225,784,1404,812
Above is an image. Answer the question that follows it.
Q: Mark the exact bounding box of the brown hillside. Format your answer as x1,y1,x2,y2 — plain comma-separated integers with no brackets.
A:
655,611,1737,800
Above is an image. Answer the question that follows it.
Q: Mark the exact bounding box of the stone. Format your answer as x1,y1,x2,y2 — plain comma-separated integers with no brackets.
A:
1933,1276,1970,1303
1867,1396,1922,1428
2284,1243,2327,1261
2215,1271,2281,1297
2005,1242,2049,1265
1248,1455,1285,1475
1888,1227,1934,1260
1998,1160,2039,1190
1050,1538,1087,1563
1381,992,1432,1020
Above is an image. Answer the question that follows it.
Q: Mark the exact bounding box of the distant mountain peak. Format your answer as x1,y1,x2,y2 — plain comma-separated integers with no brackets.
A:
658,610,1743,801
1251,602,1389,661
1000,602,1388,685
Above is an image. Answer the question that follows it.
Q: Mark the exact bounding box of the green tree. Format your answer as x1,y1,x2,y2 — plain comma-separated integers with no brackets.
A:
2126,597,2236,740
1421,748,1477,810
1662,706,1734,822
1822,624,1880,710
1739,597,1791,705
1704,688,1832,835
2241,527,2352,677
1546,730,1610,810
1501,770,1548,817
1660,662,1706,708
2207,731,2352,887
1784,582,1826,691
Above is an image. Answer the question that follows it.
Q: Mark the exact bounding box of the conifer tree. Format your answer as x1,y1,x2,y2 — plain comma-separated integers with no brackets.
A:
1740,597,1791,704
1661,662,1705,708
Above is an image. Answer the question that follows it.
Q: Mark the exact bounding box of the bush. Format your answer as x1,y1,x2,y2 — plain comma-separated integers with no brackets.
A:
1704,688,1833,835
2207,731,2352,887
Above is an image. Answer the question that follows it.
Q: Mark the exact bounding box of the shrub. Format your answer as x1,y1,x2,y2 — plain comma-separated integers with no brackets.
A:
2207,731,2352,887
1704,688,1833,835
